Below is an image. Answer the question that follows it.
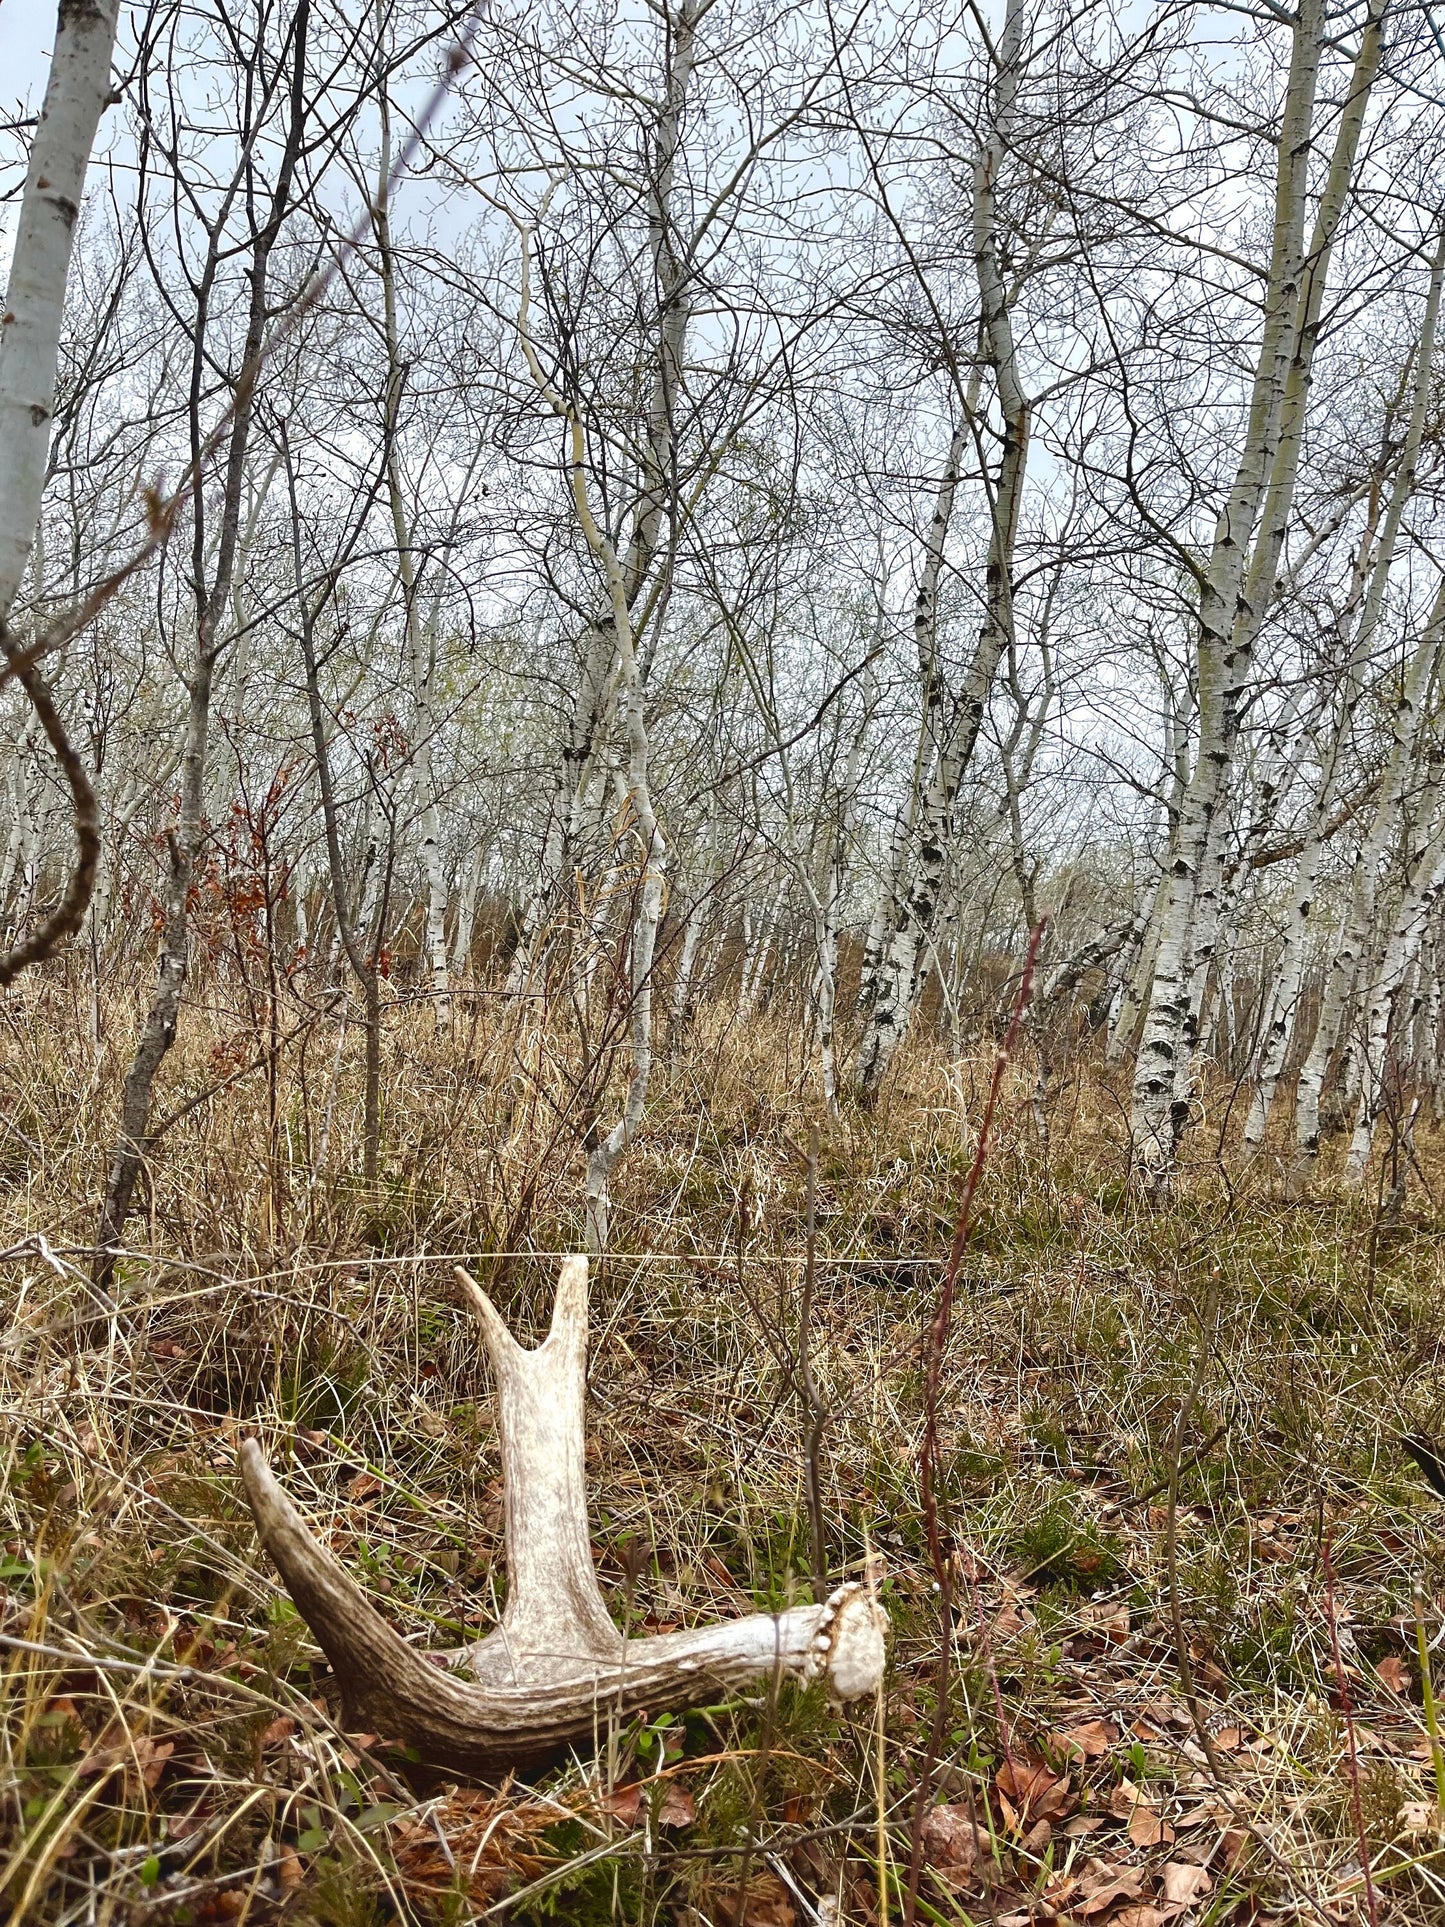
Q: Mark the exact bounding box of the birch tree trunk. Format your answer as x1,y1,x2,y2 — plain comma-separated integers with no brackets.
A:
0,0,119,620
1343,772,1445,1184
1246,233,1445,1153
508,0,698,993
0,0,116,989
1105,897,1154,1066
1293,570,1445,1166
451,842,484,984
0,728,37,928
739,882,782,1021
1130,0,1376,1181
667,807,716,1060
667,898,707,1057
854,0,1029,1105
578,521,666,1251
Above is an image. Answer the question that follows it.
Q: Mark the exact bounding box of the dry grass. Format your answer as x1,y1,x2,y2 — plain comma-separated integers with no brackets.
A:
3,968,1445,1924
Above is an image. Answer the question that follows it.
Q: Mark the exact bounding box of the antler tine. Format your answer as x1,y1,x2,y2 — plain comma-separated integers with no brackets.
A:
240,1256,887,1775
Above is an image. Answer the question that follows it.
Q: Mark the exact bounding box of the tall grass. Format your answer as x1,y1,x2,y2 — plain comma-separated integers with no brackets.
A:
2,970,1445,1922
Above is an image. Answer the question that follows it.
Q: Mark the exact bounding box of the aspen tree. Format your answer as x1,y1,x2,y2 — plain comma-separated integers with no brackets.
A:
1130,0,1381,1183
1246,236,1445,1155
854,0,1031,1104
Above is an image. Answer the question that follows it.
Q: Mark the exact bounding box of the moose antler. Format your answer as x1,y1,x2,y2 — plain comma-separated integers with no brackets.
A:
239,1255,886,1773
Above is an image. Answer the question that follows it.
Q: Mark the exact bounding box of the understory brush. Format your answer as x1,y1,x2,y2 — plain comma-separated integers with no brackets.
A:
2,976,1445,1922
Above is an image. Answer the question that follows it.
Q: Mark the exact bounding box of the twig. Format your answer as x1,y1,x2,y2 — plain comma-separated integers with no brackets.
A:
1323,1531,1381,1927
799,1124,829,1601
0,630,99,986
903,916,1046,1927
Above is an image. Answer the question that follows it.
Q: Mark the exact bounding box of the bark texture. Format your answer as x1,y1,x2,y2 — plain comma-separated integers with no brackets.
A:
1129,0,1377,1179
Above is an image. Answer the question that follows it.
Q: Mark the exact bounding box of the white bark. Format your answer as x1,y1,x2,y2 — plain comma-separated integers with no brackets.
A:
1343,784,1445,1184
0,724,37,921
812,810,849,1114
1247,234,1445,1153
579,531,666,1251
854,418,968,1095
1131,0,1368,1179
668,898,706,1051
513,213,670,1250
856,0,1030,1101
509,1,699,991
1294,571,1445,1163
739,882,783,1021
796,726,863,1113
451,841,484,982
0,0,120,620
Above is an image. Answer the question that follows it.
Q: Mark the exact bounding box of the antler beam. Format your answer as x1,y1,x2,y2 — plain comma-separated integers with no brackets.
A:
239,1255,886,1774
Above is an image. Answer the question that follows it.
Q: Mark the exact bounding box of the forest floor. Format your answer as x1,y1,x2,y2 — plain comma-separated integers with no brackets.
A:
3,980,1445,1925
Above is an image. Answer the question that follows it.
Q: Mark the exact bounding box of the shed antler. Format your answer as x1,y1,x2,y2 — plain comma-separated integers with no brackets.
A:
239,1255,886,1773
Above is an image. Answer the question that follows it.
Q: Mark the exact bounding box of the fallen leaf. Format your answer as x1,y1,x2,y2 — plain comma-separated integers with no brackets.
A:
1169,1837,1215,1867
605,1784,644,1827
1082,1602,1131,1644
1109,1777,1147,1819
275,1846,303,1892
1078,1860,1146,1916
1020,1817,1052,1857
1171,1805,1215,1831
259,1716,295,1747
997,1753,1073,1819
1055,1718,1118,1760
604,1781,697,1830
347,1471,382,1501
194,1895,246,1922
1045,1869,1083,1908
658,1783,695,1829
1063,1815,1107,1836
1127,1803,1174,1849
79,1730,173,1789
1376,1656,1411,1695
1140,1697,1189,1729
1112,1907,1168,1927
921,1802,983,1873
1212,1727,1242,1752
1220,1828,1250,1868
1397,1801,1440,1837
704,1551,745,1591
1162,1863,1213,1906
710,1871,796,1925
